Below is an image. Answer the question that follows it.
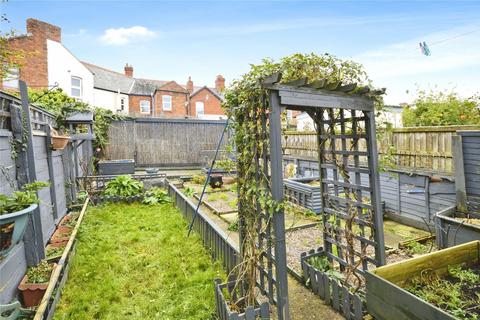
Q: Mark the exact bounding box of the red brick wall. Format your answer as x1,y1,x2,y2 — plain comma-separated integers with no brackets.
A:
190,88,224,117
1,19,61,91
153,82,189,117
129,95,153,117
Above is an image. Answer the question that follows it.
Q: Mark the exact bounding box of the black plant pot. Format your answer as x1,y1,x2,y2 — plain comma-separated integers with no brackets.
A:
209,174,223,189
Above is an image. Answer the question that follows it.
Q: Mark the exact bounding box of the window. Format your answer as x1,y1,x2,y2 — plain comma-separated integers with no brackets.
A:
120,98,125,111
71,76,82,98
2,65,19,89
196,101,205,116
162,95,172,111
140,100,150,114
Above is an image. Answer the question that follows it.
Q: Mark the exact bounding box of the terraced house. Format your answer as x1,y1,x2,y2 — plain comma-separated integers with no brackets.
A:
2,18,226,119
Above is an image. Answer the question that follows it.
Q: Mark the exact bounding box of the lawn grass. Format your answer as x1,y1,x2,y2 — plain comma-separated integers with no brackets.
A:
54,202,225,320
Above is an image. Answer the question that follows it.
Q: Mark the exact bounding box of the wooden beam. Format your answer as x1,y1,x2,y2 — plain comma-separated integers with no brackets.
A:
452,135,467,212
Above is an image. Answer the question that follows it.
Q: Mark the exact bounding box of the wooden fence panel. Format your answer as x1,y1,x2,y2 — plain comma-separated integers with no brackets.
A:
283,125,480,175
105,118,228,167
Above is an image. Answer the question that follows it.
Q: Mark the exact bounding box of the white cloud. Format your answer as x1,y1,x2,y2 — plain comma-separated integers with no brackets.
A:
100,26,156,45
355,25,480,104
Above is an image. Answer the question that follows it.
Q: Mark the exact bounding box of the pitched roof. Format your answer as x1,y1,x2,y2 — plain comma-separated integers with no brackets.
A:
82,62,135,94
130,78,170,95
190,86,224,101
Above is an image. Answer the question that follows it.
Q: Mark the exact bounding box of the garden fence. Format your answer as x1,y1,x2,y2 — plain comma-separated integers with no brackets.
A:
0,88,91,304
105,118,229,167
283,125,480,175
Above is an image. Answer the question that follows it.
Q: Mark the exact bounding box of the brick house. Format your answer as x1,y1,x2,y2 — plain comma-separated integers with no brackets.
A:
1,18,94,104
2,18,226,119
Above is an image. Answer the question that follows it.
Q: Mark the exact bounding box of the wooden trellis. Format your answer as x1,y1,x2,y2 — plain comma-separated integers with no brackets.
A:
262,74,385,301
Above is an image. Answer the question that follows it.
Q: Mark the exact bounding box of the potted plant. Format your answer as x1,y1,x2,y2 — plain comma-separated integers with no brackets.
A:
209,174,223,189
0,182,49,256
18,260,56,307
46,244,65,263
49,126,70,150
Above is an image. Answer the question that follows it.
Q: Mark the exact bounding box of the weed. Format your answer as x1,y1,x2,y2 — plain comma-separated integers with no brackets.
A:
26,260,54,284
183,186,195,197
102,175,143,197
308,255,344,282
142,188,171,205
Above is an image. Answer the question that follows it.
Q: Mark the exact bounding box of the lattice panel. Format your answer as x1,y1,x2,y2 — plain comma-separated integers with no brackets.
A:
310,108,385,279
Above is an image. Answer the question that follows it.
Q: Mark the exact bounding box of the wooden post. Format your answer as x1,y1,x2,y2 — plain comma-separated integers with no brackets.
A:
452,135,467,212
45,126,58,219
19,80,45,265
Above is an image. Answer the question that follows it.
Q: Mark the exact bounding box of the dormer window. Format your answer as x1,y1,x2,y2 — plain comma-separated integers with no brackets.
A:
71,76,82,98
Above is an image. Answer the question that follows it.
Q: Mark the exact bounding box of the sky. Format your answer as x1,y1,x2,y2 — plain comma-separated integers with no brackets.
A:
1,0,480,104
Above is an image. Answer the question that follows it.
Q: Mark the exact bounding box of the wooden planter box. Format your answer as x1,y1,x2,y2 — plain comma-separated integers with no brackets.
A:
435,206,480,248
300,248,365,320
98,159,135,175
365,241,480,320
284,177,322,213
214,278,269,320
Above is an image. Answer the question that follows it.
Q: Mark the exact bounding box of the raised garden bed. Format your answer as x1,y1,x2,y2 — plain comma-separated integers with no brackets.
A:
97,159,135,175
366,240,480,320
284,177,322,213
435,206,480,248
214,278,269,320
300,248,365,320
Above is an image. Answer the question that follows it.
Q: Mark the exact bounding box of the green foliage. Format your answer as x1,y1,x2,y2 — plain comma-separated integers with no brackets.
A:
403,240,429,255
102,175,144,197
183,186,195,197
191,174,206,185
0,181,49,215
406,267,480,320
27,88,130,153
54,202,225,319
46,246,64,259
1,30,26,81
403,90,480,127
214,157,236,172
26,260,54,284
227,219,239,232
142,187,171,205
308,255,344,282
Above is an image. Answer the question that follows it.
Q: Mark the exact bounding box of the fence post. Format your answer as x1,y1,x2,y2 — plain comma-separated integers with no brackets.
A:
45,126,58,219
18,80,45,265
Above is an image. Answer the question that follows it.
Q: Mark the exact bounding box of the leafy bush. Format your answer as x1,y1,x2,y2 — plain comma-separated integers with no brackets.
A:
191,175,206,185
142,188,171,205
403,90,480,127
183,186,195,197
102,175,144,197
0,181,49,215
308,255,344,282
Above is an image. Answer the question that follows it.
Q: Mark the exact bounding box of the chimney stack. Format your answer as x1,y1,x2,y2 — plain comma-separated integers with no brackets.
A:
186,76,194,93
26,18,61,43
215,75,225,92
124,63,133,77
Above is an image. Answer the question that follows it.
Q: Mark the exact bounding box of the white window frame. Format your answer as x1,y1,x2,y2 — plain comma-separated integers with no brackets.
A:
2,65,19,89
196,101,205,116
162,95,172,111
71,76,82,99
140,100,151,114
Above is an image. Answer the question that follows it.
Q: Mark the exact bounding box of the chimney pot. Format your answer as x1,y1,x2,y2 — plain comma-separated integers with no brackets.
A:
215,75,225,92
124,63,133,77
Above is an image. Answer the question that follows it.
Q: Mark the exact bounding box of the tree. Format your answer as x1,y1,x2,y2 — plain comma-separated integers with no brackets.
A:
402,90,480,127
1,1,25,81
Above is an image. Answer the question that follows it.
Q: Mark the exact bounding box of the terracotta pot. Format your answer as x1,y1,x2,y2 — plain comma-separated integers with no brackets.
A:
46,244,65,263
222,176,237,185
18,264,56,308
51,135,70,150
55,226,72,235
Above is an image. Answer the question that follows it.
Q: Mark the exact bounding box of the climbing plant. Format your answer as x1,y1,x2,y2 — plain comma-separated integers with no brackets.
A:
222,53,376,309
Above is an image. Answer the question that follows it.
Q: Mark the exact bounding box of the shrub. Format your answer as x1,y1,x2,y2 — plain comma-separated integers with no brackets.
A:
102,175,144,197
142,188,171,205
0,181,49,215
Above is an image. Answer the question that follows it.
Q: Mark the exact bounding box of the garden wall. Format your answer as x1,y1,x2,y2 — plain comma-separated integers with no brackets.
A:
105,118,228,168
0,91,89,304
284,156,456,230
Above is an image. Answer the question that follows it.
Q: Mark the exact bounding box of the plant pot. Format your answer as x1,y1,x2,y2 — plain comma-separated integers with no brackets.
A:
435,206,480,248
209,174,223,189
51,135,70,150
214,278,269,320
365,241,480,320
46,244,65,263
300,248,365,319
0,204,37,257
18,264,56,308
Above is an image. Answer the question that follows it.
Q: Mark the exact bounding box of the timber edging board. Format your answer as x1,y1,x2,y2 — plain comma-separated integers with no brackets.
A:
366,240,480,320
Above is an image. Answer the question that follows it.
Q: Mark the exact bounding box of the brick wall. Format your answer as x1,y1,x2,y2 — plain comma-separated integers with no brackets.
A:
129,95,153,117
1,19,61,90
190,88,224,117
153,82,189,117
